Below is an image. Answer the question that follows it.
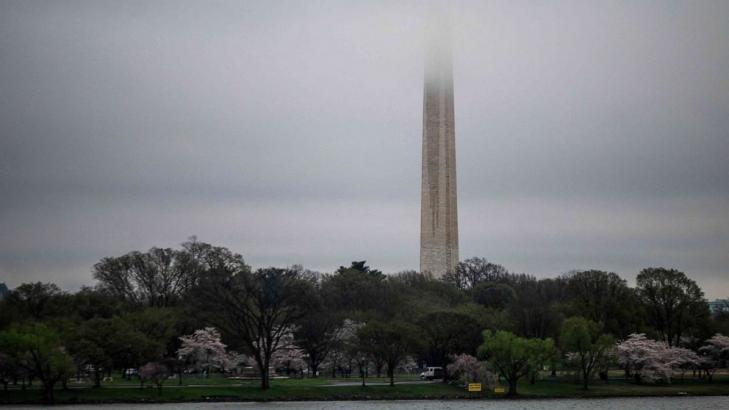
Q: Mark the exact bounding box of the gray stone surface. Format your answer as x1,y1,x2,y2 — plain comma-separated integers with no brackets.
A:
420,16,458,278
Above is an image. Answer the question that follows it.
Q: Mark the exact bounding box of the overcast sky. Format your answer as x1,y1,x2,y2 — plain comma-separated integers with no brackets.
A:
1,0,728,298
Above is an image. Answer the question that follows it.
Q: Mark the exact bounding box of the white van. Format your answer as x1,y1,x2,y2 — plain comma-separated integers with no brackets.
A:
419,366,443,380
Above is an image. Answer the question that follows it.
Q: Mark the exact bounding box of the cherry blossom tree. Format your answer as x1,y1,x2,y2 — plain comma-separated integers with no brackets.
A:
616,333,703,383
446,354,496,388
271,331,307,377
616,333,672,383
698,334,729,382
323,319,364,378
221,351,250,374
177,327,228,377
139,361,169,394
664,347,701,380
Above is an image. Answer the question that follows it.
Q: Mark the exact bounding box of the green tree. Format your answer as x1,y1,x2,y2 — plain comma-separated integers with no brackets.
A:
67,317,157,387
357,321,420,386
68,286,123,321
562,270,640,338
471,282,516,309
93,248,189,307
443,257,510,290
477,330,549,396
123,308,181,358
102,318,162,379
0,352,17,391
637,267,709,346
0,323,75,403
195,265,315,389
416,311,481,381
560,317,614,390
68,319,112,387
321,261,388,317
385,271,466,321
508,278,565,340
293,291,341,378
92,238,238,308
3,282,68,321
527,337,558,384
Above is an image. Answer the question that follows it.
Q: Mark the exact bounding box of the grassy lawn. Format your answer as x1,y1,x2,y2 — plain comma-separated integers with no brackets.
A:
0,381,464,404
1,374,727,404
517,376,729,398
62,372,421,388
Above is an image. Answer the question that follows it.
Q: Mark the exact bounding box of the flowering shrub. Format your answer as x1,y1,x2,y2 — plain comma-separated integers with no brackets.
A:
616,334,701,383
446,354,495,388
139,362,169,394
698,334,729,381
177,327,228,374
271,332,307,376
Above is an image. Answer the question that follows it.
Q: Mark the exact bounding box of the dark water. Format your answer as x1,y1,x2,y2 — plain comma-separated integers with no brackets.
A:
5,397,729,409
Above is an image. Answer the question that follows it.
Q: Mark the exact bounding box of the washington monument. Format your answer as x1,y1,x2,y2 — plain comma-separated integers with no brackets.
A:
420,13,458,277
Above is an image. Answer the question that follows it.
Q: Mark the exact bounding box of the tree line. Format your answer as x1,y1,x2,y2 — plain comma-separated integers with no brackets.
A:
1,238,728,402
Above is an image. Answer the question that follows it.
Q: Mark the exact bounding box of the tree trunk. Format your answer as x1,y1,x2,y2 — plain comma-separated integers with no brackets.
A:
94,368,101,388
262,370,270,389
43,383,55,405
311,363,319,378
388,367,394,387
360,362,367,387
507,378,518,396
260,359,270,390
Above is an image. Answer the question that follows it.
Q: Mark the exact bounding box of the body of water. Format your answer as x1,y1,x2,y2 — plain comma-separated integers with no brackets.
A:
4,396,729,410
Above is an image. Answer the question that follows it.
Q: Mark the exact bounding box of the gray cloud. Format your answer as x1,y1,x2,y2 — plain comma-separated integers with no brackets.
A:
1,0,728,298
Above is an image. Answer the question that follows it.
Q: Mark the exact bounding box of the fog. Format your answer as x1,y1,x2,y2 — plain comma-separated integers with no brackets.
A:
1,0,728,297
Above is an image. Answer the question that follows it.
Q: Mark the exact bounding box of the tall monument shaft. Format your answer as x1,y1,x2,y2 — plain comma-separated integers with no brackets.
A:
420,16,458,277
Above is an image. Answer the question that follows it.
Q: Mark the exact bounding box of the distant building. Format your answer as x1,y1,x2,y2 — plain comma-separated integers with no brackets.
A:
0,283,8,300
708,299,729,314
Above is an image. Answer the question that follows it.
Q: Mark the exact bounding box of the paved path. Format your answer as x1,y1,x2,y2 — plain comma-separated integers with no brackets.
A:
321,380,437,387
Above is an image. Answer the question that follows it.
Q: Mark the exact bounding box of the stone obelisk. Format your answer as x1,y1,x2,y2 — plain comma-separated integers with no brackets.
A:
420,12,458,277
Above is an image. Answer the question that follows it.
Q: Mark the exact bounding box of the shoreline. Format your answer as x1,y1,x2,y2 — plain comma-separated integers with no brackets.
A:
2,389,728,405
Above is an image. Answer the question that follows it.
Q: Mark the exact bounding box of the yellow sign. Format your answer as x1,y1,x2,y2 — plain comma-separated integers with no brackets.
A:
494,386,506,394
467,383,482,392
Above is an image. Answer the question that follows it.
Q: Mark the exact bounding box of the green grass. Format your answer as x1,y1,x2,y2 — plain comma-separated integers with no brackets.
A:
516,376,729,398
1,375,728,405
71,373,243,387
0,381,464,404
62,373,420,388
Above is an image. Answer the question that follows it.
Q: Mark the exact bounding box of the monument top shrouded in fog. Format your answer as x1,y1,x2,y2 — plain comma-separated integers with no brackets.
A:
420,10,458,278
